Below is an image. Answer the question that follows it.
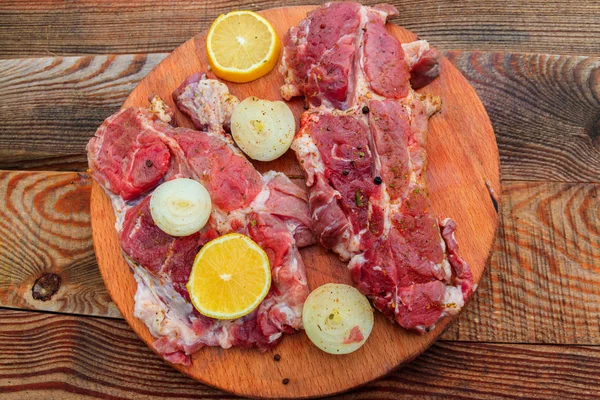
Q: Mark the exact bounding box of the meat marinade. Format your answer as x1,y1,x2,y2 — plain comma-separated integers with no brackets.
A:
87,77,313,365
281,1,474,332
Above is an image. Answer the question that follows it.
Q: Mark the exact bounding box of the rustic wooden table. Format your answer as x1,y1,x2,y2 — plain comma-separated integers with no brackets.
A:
1,1,599,399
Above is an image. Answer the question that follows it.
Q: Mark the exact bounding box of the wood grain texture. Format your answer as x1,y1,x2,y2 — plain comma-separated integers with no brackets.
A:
443,181,600,344
88,6,498,397
1,309,599,400
3,172,598,346
1,51,598,181
446,51,600,183
0,0,599,58
0,171,119,318
0,54,164,167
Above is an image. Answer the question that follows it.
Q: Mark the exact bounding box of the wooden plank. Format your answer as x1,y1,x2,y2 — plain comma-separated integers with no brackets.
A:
443,181,600,344
0,54,165,168
1,309,599,400
2,171,599,345
446,51,600,183
0,0,598,59
0,170,119,318
1,51,598,182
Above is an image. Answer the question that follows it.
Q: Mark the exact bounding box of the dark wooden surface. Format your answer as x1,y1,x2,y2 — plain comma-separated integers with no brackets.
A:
1,1,599,399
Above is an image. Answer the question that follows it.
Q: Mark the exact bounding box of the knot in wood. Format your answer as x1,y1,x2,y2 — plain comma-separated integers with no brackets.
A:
32,273,61,301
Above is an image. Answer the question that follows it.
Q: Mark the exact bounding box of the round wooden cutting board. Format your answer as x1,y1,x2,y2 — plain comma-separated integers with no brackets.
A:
90,5,500,399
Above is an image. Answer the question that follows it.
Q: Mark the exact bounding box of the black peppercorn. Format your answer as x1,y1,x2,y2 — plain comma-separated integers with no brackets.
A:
342,170,349,176
373,176,382,185
274,354,281,362
282,378,290,385
362,105,369,114
145,159,153,167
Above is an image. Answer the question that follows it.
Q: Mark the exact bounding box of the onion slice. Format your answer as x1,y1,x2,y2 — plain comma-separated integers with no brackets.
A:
150,178,212,237
302,283,374,354
230,96,295,161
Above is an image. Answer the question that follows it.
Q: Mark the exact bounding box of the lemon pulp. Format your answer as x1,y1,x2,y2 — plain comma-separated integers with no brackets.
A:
187,233,271,319
206,11,281,83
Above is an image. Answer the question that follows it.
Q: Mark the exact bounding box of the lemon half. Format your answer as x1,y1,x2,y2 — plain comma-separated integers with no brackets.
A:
187,233,271,319
206,11,281,83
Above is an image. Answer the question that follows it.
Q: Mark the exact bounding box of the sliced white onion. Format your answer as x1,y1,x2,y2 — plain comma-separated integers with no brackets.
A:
230,96,295,161
302,283,374,355
150,178,212,237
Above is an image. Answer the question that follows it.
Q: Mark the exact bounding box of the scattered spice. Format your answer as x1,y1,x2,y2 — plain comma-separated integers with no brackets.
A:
358,151,365,158
274,354,281,362
355,189,363,206
145,159,153,167
282,378,290,385
250,219,257,227
373,176,382,185
342,170,349,176
362,105,369,114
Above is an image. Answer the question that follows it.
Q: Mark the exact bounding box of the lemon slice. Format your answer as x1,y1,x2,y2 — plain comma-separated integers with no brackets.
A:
206,11,281,83
187,233,271,319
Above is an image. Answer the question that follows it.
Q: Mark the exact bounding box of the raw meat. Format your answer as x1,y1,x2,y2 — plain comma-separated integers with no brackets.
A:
173,72,239,132
281,2,474,332
87,77,313,365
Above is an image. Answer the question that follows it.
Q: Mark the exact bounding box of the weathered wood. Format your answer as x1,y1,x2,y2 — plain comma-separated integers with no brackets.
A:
446,51,600,183
1,51,598,182
0,170,119,318
443,181,600,344
91,8,498,397
1,309,599,400
3,171,599,346
0,0,598,58
0,54,165,168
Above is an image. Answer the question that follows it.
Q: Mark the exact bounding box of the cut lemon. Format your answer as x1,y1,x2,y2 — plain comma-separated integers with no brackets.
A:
187,233,271,319
206,11,281,83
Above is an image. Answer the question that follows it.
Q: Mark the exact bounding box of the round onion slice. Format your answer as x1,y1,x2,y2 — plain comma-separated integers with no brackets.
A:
150,178,212,237
302,283,374,355
230,96,295,161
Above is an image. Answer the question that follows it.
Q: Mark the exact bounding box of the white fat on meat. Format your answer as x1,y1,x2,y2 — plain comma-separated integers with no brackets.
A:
132,264,225,350
402,40,432,70
291,132,325,187
175,75,239,131
441,286,465,316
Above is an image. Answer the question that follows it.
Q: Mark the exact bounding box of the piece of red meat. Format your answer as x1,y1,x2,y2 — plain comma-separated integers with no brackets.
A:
87,80,314,364
284,2,473,332
297,110,383,259
363,9,411,99
87,108,171,200
172,72,239,131
402,40,442,89
280,2,441,107
280,1,361,107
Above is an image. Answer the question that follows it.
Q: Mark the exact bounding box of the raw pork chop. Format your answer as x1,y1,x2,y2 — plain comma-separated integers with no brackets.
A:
281,2,474,332
87,80,313,365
